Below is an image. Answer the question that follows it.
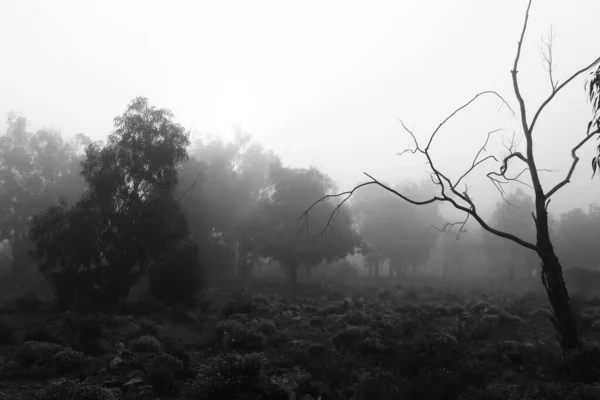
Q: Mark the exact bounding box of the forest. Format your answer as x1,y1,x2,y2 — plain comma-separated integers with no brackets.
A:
1,1,600,399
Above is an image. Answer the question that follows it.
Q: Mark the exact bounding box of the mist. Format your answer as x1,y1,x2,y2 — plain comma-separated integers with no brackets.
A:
1,1,600,398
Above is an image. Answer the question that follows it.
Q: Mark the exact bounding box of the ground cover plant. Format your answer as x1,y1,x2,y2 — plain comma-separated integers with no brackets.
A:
0,275,600,399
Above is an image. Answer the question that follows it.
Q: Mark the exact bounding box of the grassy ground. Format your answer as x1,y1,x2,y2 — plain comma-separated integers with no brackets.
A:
1,274,600,399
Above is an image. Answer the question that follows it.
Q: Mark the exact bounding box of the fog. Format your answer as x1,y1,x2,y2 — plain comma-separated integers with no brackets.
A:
1,3,600,397
2,0,600,219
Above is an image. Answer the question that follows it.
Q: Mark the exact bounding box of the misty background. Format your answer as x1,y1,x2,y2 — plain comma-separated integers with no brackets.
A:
2,0,599,221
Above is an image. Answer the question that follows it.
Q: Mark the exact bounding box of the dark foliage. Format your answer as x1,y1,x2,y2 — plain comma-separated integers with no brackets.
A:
29,97,198,308
148,239,205,307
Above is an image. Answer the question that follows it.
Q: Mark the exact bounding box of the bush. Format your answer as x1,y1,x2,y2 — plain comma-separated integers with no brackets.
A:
149,241,204,307
17,341,64,367
215,320,267,352
41,379,117,400
146,353,184,393
222,293,254,317
193,352,266,398
17,341,84,373
50,349,85,373
130,335,162,354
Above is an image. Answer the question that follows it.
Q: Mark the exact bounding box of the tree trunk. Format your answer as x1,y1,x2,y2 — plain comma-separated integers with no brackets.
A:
532,186,580,350
539,247,580,350
388,264,393,279
412,266,416,276
374,263,379,278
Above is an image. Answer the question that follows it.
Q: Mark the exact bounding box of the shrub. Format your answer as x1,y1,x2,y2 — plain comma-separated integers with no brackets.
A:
565,341,600,383
41,379,117,400
222,293,254,317
332,326,369,351
17,341,64,367
214,320,267,352
17,341,84,373
339,309,371,326
193,352,266,398
50,349,85,373
146,353,184,393
130,335,162,354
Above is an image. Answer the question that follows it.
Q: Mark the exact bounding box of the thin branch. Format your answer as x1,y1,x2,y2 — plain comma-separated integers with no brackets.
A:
540,25,558,91
397,119,424,156
301,168,538,251
431,213,470,240
453,129,505,189
473,129,503,167
545,129,600,199
454,155,498,190
511,0,534,135
530,56,600,135
425,91,515,151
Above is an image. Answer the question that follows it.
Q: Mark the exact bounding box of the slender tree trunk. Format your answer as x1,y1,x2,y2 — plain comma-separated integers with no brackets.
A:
388,264,393,279
535,203,580,349
540,247,580,349
374,262,379,278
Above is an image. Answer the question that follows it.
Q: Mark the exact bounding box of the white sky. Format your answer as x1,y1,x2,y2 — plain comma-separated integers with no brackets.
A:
1,0,599,220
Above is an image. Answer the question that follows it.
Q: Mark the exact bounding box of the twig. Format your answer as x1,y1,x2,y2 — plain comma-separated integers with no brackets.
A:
540,25,558,91
545,129,600,199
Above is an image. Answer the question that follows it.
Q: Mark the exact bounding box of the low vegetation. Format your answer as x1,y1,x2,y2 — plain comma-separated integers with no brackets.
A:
0,278,600,399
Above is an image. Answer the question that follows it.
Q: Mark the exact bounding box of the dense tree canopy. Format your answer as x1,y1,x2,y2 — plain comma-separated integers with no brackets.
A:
29,97,197,306
257,161,358,284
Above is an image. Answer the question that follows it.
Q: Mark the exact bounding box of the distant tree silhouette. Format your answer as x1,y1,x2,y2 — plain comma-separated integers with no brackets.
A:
351,180,441,278
482,189,538,280
0,114,87,278
262,161,358,285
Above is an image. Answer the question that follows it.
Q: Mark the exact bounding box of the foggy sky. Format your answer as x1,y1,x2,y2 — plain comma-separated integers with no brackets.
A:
1,0,599,220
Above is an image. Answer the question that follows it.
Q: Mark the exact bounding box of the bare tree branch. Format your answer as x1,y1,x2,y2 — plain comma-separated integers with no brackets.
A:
299,0,600,260
540,25,558,91
545,129,600,199
511,0,534,134
431,213,470,239
453,128,504,189
531,57,600,135
425,91,515,151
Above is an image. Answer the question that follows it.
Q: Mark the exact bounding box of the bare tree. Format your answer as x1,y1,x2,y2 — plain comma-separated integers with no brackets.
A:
299,0,600,351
